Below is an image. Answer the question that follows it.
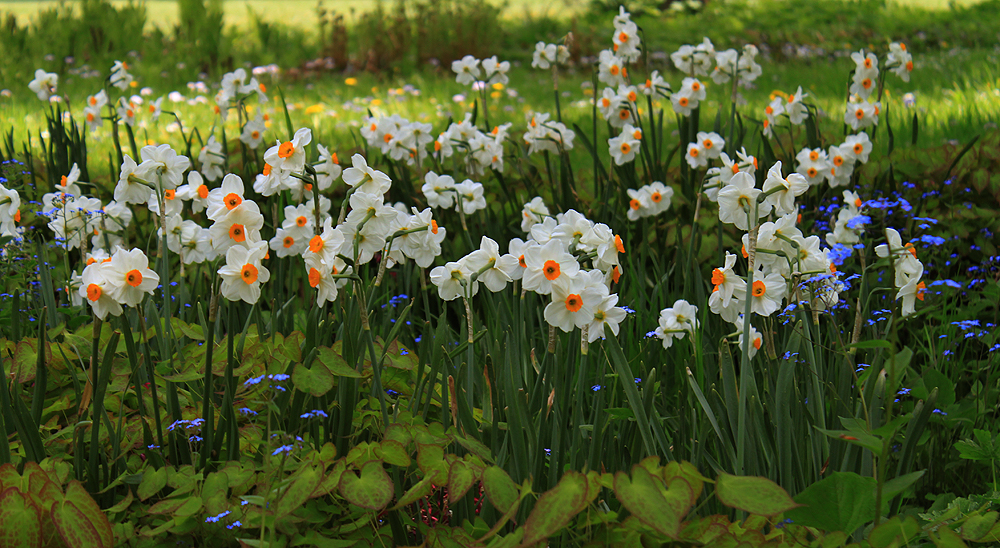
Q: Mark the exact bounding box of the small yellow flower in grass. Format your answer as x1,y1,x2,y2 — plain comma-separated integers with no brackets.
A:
491,83,504,91
305,104,324,115
345,77,357,86
370,99,383,107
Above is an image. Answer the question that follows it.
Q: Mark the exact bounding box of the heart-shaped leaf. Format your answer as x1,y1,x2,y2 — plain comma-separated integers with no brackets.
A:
715,472,799,516
521,471,589,546
338,461,393,511
292,363,334,397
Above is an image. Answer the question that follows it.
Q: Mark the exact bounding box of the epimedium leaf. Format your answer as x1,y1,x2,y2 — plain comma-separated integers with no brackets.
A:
614,465,687,540
316,347,362,379
962,511,999,541
0,487,43,548
481,466,519,514
137,466,167,501
338,461,393,511
715,472,799,516
276,466,321,518
292,363,335,397
63,481,113,548
784,472,876,533
521,471,590,546
390,472,439,511
448,460,476,502
379,440,411,467
51,499,105,548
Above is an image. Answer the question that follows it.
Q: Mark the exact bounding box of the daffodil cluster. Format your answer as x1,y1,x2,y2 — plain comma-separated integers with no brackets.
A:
876,228,926,317
431,203,626,343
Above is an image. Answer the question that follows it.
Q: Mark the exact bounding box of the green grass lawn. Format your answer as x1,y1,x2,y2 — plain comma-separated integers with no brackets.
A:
0,0,585,31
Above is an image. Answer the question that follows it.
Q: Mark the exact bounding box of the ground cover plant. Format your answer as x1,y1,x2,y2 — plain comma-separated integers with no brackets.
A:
1,0,1000,547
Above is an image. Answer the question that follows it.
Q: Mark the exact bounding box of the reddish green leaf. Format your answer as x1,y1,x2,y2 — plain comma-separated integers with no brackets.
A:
0,488,43,548
481,466,518,514
52,500,104,548
63,481,113,548
174,496,203,518
391,472,439,510
338,461,393,511
276,466,321,518
379,440,410,467
521,471,589,545
138,466,167,501
316,347,361,378
416,443,449,479
0,465,17,493
292,363,335,397
448,460,476,502
614,466,690,540
202,472,230,517
716,472,799,516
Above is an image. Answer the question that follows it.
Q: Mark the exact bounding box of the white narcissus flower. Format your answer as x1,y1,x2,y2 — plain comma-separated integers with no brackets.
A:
270,227,308,258
110,60,133,91
887,42,913,82
209,199,265,255
626,187,651,221
452,55,481,86
263,127,312,175
826,145,854,188
138,144,191,190
430,261,477,301
207,173,246,221
219,240,270,304
0,183,20,237
598,50,627,87
845,98,879,131
850,50,879,100
897,271,926,317
304,218,345,266
345,191,398,237
342,153,392,196
655,299,699,349
463,237,517,292
240,114,267,149
749,269,787,316
696,132,724,160
762,161,808,216
532,42,557,69
80,261,123,319
718,172,770,230
544,270,607,333
315,145,342,191
199,135,225,181
422,172,456,209
481,56,510,85
609,128,640,166
305,255,340,306
523,239,580,296
711,252,744,305
521,196,550,233
28,69,59,101
587,293,627,343
785,87,809,125
105,248,159,308
397,207,445,268
178,170,210,214
671,78,706,116
762,97,784,138
454,180,486,215
842,132,872,163
734,315,762,359
795,147,831,187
